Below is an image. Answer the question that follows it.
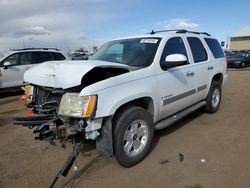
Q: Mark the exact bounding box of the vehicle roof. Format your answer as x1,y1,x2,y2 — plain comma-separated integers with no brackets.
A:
11,48,62,53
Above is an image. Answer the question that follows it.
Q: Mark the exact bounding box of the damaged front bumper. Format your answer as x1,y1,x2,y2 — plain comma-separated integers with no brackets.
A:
14,84,102,144
12,113,103,146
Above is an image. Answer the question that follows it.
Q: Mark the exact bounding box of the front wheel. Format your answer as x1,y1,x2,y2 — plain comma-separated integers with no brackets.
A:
113,106,154,167
205,81,222,114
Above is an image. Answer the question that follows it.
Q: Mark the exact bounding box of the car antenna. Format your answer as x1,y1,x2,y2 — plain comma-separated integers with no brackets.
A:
150,30,156,35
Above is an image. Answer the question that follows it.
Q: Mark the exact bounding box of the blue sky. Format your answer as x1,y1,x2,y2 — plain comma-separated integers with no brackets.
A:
0,0,249,51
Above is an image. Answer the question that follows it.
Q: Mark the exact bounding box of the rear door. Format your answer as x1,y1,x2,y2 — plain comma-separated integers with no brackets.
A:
186,37,211,100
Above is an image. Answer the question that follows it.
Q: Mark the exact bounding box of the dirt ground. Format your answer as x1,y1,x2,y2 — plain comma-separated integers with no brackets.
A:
0,69,250,188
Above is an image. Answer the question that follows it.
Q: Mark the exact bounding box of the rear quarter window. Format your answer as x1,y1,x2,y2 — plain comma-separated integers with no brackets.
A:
32,52,52,64
51,52,66,60
205,38,225,58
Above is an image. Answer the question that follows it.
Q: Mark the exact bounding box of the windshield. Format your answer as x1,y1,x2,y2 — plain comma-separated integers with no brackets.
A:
90,38,161,67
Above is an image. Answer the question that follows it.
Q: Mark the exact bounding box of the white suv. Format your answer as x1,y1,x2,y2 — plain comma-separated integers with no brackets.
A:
14,30,227,167
0,48,67,91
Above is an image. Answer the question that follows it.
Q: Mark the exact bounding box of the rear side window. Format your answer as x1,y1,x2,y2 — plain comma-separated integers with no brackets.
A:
19,52,32,65
32,52,52,64
205,38,225,58
51,52,66,60
187,37,207,63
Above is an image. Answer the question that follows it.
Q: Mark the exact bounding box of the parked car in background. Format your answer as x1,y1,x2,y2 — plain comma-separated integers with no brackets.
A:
0,48,68,92
70,52,89,60
224,50,239,58
227,52,250,68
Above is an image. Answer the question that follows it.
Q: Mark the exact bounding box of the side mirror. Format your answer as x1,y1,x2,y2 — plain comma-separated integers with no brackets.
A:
3,62,11,69
161,54,187,69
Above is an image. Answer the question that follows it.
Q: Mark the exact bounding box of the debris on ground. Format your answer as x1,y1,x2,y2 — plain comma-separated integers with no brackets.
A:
159,160,169,165
179,153,184,162
201,159,207,163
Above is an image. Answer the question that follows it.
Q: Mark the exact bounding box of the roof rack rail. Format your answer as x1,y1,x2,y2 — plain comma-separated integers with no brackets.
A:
12,48,61,51
148,29,211,36
176,30,211,36
148,29,186,35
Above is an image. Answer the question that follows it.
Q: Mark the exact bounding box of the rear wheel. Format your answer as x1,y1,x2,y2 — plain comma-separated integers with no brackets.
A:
113,106,154,167
205,81,222,114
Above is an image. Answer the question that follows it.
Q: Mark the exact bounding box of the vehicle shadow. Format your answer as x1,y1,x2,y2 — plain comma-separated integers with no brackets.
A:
151,110,204,152
0,90,23,99
59,110,204,188
228,67,250,71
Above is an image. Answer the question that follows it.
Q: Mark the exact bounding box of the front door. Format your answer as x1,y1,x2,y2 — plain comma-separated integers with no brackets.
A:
0,52,32,88
157,37,198,120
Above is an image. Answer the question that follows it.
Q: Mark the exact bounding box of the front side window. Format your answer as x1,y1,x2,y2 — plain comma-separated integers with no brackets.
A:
187,37,208,63
160,37,188,62
1,53,19,66
90,38,161,68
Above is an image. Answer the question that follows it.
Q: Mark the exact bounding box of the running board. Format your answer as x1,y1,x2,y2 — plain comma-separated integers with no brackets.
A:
154,101,206,130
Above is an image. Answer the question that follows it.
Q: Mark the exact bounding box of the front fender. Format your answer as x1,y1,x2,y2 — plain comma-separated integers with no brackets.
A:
93,75,159,121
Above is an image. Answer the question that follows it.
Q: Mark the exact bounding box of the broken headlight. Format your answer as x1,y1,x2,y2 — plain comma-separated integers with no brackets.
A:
58,93,97,118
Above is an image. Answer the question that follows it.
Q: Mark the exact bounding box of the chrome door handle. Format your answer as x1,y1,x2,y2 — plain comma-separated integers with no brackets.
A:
186,71,194,77
208,66,213,70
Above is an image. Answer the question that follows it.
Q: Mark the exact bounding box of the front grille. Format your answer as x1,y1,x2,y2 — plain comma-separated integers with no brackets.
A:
32,85,65,107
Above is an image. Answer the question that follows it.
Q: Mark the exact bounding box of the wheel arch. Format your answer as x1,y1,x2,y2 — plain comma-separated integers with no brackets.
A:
212,73,223,85
112,97,154,125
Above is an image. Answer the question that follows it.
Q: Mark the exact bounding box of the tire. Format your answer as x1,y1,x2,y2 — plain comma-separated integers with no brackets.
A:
113,106,154,167
205,81,222,114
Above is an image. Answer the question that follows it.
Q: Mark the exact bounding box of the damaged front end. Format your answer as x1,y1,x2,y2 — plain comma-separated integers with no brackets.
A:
13,84,102,146
11,62,129,186
12,84,104,187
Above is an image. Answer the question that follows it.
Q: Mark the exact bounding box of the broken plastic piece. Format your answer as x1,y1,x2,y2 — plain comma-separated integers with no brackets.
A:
159,159,169,165
179,153,184,162
201,159,207,163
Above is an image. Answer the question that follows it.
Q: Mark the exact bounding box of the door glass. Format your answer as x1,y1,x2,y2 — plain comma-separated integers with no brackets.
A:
3,54,19,66
160,37,188,68
32,52,52,64
187,37,208,63
19,53,32,65
51,52,66,60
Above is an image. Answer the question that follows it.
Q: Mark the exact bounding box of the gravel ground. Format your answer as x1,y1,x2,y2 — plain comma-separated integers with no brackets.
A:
0,69,250,188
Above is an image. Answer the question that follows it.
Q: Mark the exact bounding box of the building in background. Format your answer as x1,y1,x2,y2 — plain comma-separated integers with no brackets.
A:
229,26,250,50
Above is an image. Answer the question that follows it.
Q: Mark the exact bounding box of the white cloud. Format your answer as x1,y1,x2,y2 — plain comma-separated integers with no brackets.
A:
157,18,201,30
14,26,50,37
0,0,116,51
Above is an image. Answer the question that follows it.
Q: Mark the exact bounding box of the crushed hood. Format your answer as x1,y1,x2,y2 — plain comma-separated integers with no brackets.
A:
24,60,130,89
